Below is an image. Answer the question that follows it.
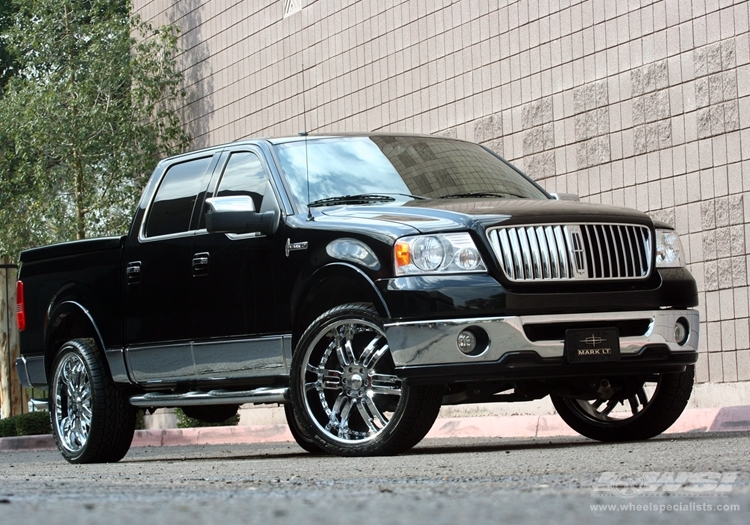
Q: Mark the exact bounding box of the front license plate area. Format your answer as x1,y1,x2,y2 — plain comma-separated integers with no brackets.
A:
565,328,621,363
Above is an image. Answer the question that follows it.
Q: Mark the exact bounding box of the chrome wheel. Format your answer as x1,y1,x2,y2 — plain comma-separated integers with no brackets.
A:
290,304,442,456
551,367,694,442
50,339,136,463
53,352,92,454
302,318,401,444
564,380,657,423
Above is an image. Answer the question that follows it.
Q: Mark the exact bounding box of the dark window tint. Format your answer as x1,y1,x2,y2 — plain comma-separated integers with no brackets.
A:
145,157,212,237
215,152,267,211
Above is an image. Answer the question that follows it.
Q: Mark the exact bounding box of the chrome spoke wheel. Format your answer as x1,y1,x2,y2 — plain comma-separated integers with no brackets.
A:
301,318,402,445
50,339,136,463
53,353,92,454
567,381,656,423
291,304,443,456
551,367,695,442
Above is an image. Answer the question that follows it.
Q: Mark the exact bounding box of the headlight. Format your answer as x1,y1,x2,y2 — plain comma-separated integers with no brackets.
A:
394,233,487,275
655,229,685,268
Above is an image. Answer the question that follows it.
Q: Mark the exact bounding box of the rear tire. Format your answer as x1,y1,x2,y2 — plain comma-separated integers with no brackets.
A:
50,338,136,463
551,366,694,442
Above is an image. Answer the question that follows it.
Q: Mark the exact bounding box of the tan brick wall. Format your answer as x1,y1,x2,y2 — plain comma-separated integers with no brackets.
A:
134,0,750,385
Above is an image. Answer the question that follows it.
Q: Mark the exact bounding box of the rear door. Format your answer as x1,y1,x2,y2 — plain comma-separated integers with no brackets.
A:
123,153,218,383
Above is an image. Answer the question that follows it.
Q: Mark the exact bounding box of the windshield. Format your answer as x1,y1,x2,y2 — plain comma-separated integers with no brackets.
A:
272,136,548,211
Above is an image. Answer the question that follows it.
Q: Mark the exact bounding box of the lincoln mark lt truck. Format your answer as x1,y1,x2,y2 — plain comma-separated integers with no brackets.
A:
15,134,698,462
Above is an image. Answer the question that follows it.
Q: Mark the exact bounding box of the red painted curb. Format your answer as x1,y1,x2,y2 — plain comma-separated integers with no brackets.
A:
2,405,749,452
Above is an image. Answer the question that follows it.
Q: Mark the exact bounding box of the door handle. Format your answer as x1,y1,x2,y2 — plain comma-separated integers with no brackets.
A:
192,252,209,275
126,261,141,284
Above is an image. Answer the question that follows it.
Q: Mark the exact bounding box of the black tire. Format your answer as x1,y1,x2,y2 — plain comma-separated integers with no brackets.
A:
284,403,325,454
181,404,239,424
290,303,442,456
551,366,695,442
50,338,136,463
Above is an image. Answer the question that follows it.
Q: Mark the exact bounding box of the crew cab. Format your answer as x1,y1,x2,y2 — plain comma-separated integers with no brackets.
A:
15,134,699,462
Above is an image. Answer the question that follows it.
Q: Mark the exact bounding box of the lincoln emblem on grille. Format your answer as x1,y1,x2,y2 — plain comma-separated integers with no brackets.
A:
565,225,588,278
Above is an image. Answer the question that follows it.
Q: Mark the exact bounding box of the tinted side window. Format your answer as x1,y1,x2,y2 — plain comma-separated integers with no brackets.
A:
145,157,212,237
215,152,267,211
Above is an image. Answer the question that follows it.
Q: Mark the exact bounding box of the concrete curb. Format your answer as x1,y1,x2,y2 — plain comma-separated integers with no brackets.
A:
2,405,749,452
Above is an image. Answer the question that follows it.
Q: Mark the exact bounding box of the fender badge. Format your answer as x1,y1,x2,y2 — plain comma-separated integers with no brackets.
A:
285,238,308,257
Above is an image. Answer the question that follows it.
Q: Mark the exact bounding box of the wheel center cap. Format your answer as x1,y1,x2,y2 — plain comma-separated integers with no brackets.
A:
350,374,364,390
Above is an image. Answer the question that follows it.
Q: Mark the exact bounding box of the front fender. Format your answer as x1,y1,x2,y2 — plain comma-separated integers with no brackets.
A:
291,263,391,340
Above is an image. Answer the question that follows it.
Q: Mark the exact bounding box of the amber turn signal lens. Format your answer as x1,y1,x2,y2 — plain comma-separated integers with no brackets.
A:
395,241,411,267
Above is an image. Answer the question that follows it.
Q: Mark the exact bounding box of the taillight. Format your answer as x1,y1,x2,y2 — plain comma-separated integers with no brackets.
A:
16,280,26,331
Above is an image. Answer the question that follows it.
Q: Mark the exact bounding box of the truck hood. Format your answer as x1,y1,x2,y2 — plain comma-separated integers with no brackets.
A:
319,198,653,234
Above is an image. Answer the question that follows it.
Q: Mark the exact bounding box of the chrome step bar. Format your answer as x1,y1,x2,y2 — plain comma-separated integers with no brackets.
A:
129,387,289,407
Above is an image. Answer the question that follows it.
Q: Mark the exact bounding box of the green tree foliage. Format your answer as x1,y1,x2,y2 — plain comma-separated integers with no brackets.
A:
0,0,17,87
0,0,189,258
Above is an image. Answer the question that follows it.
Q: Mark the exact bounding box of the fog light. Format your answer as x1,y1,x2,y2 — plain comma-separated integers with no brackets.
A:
457,330,477,355
674,319,689,345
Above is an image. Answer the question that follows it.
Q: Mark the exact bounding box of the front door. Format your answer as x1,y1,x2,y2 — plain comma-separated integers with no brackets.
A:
190,148,289,380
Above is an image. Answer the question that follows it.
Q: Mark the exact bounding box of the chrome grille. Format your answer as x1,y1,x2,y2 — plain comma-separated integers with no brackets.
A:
487,224,652,282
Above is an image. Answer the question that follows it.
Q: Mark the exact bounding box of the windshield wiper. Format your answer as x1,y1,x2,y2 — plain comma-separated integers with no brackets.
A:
307,194,397,208
437,191,526,199
390,193,429,200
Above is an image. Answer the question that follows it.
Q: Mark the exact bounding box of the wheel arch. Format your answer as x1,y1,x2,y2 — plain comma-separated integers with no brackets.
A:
44,301,108,383
291,263,390,347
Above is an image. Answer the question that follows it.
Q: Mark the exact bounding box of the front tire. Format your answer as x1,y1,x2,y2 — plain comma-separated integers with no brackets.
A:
290,303,442,456
284,403,324,454
551,366,695,442
50,339,136,463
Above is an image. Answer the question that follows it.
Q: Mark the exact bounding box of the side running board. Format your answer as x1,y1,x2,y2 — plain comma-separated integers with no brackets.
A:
129,387,289,407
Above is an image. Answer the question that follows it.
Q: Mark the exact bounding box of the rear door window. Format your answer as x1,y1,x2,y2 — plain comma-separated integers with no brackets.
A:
145,156,213,237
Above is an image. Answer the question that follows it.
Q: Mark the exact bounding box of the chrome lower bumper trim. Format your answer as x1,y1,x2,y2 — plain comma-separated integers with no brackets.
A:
384,309,699,368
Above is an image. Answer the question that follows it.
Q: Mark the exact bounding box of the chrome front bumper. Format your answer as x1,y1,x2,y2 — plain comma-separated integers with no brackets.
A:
383,309,699,368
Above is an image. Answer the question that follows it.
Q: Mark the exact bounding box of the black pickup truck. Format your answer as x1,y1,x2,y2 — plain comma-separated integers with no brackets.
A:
15,134,699,463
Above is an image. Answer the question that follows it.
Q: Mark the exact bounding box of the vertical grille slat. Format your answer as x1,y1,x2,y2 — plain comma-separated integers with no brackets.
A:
535,226,551,278
526,227,543,279
628,227,643,276
611,225,623,278
488,223,652,282
508,228,524,279
517,227,533,279
641,228,651,276
497,228,515,279
544,226,560,278
592,225,605,278
553,226,570,279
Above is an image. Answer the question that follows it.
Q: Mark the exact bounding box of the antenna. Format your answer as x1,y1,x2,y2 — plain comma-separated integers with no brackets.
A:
300,59,313,222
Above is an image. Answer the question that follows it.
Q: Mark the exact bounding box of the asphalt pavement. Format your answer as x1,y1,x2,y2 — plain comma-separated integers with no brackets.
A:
1,433,749,525
2,404,750,452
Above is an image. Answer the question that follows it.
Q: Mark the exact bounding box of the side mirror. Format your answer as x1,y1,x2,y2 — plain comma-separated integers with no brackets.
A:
205,196,274,235
550,192,581,202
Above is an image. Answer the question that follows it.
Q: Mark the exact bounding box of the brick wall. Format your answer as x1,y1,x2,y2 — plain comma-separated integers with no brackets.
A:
133,0,750,385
